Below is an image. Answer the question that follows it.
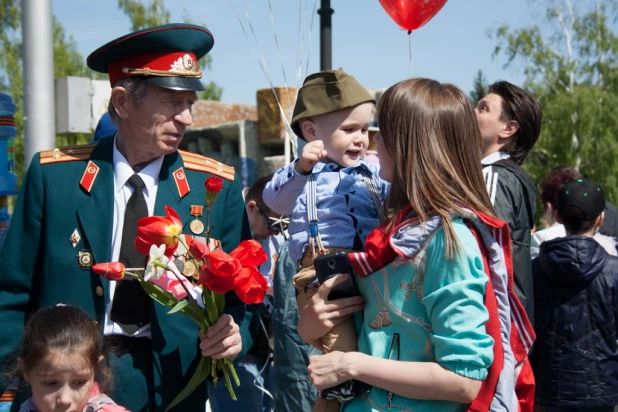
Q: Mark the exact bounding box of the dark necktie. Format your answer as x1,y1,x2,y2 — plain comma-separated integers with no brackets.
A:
110,174,151,334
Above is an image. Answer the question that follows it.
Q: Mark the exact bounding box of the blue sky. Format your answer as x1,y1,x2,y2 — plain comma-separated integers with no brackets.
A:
52,0,535,104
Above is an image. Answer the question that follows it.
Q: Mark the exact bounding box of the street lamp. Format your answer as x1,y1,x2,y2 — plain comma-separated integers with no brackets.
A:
318,0,333,70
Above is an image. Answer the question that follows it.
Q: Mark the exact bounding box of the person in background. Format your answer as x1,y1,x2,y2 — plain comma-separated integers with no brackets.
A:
531,179,618,411
476,80,542,325
531,166,617,258
12,305,129,412
208,174,287,412
0,24,255,411
90,112,118,144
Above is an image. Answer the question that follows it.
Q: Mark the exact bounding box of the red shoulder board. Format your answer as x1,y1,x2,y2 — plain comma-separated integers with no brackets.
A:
40,144,96,165
178,150,235,181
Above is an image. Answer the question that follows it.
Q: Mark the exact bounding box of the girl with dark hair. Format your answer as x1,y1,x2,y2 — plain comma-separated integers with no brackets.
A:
298,78,535,411
13,305,128,412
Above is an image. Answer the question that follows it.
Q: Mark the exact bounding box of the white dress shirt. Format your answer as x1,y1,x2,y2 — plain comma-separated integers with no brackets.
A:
103,137,164,338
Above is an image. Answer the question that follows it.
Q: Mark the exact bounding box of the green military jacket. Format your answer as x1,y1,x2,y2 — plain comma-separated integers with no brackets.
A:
0,136,255,410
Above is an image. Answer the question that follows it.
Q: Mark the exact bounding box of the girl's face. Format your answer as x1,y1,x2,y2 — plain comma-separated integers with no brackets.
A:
22,350,95,412
374,132,393,182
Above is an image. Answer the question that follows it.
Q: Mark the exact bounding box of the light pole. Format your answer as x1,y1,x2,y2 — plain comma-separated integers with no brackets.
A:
318,0,333,70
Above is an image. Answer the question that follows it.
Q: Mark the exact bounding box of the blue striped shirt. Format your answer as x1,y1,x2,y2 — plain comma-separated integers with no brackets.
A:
263,160,389,262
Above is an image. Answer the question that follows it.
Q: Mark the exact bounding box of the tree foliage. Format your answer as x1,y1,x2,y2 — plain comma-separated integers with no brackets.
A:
469,69,488,104
490,0,618,203
118,0,223,101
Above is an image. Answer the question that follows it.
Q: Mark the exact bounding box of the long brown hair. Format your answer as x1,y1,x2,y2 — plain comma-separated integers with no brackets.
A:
378,78,496,258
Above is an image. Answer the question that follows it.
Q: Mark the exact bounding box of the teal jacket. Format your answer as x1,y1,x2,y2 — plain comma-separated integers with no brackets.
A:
345,220,493,412
0,136,255,410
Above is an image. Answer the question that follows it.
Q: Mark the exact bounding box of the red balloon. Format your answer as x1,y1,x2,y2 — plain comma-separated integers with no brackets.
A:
378,0,448,33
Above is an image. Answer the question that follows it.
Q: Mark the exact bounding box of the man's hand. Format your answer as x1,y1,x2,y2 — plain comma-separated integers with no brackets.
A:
295,140,327,174
198,314,242,360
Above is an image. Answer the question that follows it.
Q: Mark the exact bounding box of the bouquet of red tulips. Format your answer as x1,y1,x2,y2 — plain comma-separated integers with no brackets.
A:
93,177,268,411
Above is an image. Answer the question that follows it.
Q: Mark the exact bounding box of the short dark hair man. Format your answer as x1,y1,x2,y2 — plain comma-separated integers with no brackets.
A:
476,80,542,325
0,24,256,411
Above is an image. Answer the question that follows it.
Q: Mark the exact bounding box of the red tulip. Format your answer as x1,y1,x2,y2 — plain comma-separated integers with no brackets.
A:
198,266,237,294
135,205,183,257
233,266,268,304
92,262,125,281
189,238,210,260
230,240,268,267
197,249,242,293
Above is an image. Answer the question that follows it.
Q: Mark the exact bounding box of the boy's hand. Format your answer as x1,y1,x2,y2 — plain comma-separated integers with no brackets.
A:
296,140,327,174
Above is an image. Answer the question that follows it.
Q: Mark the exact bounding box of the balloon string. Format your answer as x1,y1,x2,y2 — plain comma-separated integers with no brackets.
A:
408,31,413,78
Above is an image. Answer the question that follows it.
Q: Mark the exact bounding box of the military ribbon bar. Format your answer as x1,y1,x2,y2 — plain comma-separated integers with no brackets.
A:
190,205,204,217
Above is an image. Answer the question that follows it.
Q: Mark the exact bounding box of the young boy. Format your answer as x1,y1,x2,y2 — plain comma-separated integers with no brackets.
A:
475,81,542,325
263,68,388,411
531,179,618,411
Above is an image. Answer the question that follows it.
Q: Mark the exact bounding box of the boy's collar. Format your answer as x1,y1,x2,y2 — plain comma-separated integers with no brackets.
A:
481,151,511,165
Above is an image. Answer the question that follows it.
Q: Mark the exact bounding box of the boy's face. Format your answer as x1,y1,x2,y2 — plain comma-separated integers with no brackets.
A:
475,93,509,157
304,102,373,168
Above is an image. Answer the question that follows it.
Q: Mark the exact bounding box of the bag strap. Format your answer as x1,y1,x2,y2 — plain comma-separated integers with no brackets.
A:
306,165,384,256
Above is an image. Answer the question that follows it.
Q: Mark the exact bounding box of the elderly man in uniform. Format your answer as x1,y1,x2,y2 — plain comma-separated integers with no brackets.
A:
0,24,256,411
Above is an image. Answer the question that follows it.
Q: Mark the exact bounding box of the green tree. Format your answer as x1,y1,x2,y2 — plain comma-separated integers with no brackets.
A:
0,0,91,183
469,69,488,104
490,0,618,203
118,0,223,101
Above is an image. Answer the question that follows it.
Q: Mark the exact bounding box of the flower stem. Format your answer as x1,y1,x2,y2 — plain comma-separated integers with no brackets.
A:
225,359,240,386
155,262,194,300
123,271,142,279
174,235,192,259
221,364,237,401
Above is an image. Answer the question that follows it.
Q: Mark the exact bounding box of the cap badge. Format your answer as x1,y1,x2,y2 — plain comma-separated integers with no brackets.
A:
171,54,197,74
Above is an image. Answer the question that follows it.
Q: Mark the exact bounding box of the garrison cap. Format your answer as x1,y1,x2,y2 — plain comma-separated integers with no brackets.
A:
87,23,214,92
291,68,375,139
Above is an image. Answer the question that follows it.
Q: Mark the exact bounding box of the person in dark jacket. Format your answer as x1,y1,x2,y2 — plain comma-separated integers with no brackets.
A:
475,80,542,326
531,179,618,411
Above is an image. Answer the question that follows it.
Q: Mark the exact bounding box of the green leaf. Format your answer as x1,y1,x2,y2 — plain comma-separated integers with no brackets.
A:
164,356,211,411
214,292,225,315
168,299,189,314
202,288,219,325
138,279,178,308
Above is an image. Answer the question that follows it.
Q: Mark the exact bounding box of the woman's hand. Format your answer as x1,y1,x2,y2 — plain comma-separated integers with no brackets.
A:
297,274,365,344
308,351,356,391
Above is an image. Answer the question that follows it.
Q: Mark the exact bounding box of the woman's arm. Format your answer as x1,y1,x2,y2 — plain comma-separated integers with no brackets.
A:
297,274,365,348
308,351,482,404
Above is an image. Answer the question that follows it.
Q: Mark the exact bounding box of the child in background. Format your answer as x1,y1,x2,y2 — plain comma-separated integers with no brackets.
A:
532,179,618,411
263,68,388,412
14,305,128,412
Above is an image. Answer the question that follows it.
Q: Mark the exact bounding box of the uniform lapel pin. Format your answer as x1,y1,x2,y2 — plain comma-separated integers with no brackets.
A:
69,229,81,249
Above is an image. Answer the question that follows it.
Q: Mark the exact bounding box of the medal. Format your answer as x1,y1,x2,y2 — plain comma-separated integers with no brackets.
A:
76,250,93,269
183,260,198,278
189,205,205,235
190,219,205,235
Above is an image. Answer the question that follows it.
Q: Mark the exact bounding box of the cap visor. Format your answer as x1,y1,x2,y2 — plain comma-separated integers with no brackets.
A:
137,76,205,92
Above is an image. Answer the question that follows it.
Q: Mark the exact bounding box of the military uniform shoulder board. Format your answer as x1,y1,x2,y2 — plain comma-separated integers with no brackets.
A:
40,144,96,165
178,150,235,181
